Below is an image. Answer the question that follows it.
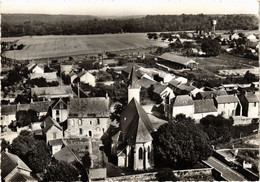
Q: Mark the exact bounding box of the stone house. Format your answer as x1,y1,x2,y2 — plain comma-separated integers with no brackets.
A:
64,97,110,138
42,116,63,143
239,92,259,118
78,70,96,87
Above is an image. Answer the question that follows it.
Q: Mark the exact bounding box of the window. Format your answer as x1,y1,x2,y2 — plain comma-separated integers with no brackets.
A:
148,146,151,159
60,103,64,109
97,119,100,125
89,131,92,137
254,102,257,107
78,119,82,126
56,118,60,123
53,132,57,139
139,148,143,160
56,110,60,115
90,121,92,125
79,128,83,135
102,128,104,133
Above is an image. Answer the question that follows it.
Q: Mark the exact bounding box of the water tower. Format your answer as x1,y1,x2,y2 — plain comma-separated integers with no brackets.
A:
211,20,217,33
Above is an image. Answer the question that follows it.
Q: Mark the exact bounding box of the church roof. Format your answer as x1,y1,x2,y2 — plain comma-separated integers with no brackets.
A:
120,98,153,144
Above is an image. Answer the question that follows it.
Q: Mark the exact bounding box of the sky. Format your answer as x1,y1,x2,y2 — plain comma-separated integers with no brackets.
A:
1,0,258,16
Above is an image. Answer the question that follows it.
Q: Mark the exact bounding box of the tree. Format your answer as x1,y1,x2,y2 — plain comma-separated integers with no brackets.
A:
173,113,195,124
156,169,179,181
8,70,22,85
9,131,52,173
201,39,221,56
110,103,124,123
16,109,39,127
82,151,91,169
43,160,79,181
243,71,258,84
152,119,213,168
200,115,234,145
14,94,30,104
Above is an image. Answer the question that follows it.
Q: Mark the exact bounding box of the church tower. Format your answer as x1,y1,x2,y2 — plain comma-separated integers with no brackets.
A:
128,66,141,103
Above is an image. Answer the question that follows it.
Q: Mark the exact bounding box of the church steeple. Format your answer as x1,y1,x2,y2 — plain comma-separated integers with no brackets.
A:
128,65,141,103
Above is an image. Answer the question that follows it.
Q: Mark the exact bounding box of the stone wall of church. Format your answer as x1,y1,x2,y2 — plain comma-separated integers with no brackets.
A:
134,141,153,170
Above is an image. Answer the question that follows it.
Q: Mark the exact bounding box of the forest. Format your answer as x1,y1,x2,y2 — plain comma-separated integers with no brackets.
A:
2,14,258,37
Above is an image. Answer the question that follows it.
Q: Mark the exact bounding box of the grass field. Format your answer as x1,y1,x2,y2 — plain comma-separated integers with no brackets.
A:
2,33,168,60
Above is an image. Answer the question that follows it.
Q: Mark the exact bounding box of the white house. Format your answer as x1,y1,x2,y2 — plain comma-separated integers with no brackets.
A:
30,72,58,82
171,95,194,118
42,116,63,143
49,139,64,155
78,71,96,87
51,98,69,123
239,92,259,118
214,95,242,118
32,65,44,74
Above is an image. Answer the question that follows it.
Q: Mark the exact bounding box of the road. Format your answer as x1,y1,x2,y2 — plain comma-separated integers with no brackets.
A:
204,156,246,181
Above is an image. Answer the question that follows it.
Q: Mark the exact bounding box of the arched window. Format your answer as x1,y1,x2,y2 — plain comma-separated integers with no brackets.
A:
147,146,151,159
89,131,92,137
139,147,143,160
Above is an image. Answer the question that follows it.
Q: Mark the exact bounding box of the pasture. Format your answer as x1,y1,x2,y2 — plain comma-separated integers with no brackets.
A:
2,33,168,60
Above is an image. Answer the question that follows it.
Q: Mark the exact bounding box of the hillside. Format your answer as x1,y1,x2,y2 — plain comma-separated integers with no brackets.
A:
2,14,258,37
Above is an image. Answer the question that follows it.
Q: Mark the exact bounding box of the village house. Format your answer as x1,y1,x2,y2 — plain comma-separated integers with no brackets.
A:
214,95,242,118
1,151,36,182
42,116,63,144
193,99,218,121
30,72,58,82
78,70,96,87
239,92,259,118
49,139,64,155
30,101,52,117
31,64,44,74
157,53,198,70
51,98,69,123
168,79,196,95
64,97,110,138
153,84,175,104
171,95,194,118
68,72,78,84
31,85,74,100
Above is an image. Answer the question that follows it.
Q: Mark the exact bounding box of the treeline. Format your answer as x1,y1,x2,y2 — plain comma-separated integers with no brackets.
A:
2,14,257,37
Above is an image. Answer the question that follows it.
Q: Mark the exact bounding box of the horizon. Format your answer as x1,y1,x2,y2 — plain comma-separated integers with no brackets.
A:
1,0,258,16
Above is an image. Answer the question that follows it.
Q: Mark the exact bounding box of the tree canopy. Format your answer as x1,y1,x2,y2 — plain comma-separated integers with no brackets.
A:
201,38,221,56
152,118,213,169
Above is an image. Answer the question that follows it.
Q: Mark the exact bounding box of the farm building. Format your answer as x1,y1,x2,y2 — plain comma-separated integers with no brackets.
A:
157,53,198,70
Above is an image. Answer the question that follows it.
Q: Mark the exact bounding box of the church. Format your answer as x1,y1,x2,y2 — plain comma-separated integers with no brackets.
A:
108,66,155,170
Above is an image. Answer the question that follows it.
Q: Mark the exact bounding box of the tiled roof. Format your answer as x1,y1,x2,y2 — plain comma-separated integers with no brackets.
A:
172,95,193,106
17,104,30,111
1,105,17,115
31,85,72,97
137,77,156,89
169,79,181,87
194,99,217,113
245,93,260,103
30,101,52,113
120,98,153,144
198,90,228,99
158,53,196,66
215,95,240,104
1,152,32,180
153,84,168,95
177,84,196,92
53,146,78,163
69,97,109,117
49,139,64,146
42,116,62,133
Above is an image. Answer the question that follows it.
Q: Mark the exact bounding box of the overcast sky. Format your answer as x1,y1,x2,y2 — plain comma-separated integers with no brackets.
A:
1,0,258,16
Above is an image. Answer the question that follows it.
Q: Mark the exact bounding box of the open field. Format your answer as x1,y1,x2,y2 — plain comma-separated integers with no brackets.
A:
2,33,168,60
